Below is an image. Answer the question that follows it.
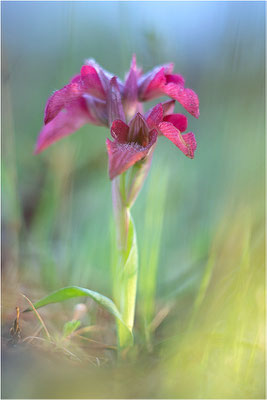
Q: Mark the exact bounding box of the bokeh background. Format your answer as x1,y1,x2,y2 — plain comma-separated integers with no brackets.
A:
2,1,265,399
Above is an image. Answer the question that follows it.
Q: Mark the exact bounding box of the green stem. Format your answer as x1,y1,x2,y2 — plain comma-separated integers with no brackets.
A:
112,173,138,349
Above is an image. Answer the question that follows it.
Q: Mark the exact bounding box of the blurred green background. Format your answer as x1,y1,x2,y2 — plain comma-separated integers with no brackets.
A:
2,1,265,399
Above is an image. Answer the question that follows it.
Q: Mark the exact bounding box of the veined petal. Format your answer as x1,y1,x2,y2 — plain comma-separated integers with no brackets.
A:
44,82,83,124
81,65,106,100
162,99,176,116
123,55,138,118
158,121,197,158
182,132,197,158
35,98,96,154
145,103,164,129
128,112,150,146
107,77,126,126
163,113,188,132
106,130,157,179
163,83,200,118
111,120,129,143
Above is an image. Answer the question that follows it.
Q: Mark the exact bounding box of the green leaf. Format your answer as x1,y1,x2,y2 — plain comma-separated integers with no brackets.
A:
63,320,81,338
24,285,130,333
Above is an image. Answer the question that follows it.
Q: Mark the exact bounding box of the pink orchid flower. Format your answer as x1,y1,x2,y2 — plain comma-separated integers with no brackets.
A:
107,99,197,179
35,56,199,156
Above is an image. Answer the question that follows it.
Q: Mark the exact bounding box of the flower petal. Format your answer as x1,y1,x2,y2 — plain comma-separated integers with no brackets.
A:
138,63,173,100
123,55,138,118
85,58,124,93
80,65,106,100
84,95,108,126
70,74,81,84
44,82,83,124
145,103,164,129
163,113,188,133
165,73,185,86
161,99,176,116
182,132,197,158
163,83,200,118
158,121,197,158
35,98,95,154
107,77,126,126
128,112,150,146
139,67,166,101
106,130,157,179
110,120,129,143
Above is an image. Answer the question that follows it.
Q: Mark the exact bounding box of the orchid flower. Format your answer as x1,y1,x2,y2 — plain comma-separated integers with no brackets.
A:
34,57,200,350
107,101,197,179
35,55,199,160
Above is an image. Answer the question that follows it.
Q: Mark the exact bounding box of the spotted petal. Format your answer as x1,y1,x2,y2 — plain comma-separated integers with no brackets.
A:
158,122,197,158
163,83,200,118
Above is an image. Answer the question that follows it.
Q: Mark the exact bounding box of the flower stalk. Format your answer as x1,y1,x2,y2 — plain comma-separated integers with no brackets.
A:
34,55,200,353
112,158,151,349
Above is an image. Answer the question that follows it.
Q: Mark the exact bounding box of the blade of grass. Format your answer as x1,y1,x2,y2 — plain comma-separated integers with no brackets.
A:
21,293,51,340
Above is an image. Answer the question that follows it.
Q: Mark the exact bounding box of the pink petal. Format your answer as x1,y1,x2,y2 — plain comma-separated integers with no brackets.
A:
123,55,138,117
85,58,124,93
70,74,81,84
182,132,197,158
44,82,83,124
35,98,95,154
139,67,166,101
128,112,150,146
163,114,188,132
145,103,164,129
165,73,185,86
163,83,200,118
138,63,173,100
106,130,157,179
81,65,106,100
162,100,176,116
158,122,197,158
84,95,108,126
107,77,126,126
130,54,143,79
111,120,129,143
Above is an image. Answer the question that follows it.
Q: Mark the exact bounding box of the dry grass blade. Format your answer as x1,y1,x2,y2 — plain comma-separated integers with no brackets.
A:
22,325,43,343
20,293,51,340
74,334,117,350
150,304,172,333
73,325,105,336
24,336,82,362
